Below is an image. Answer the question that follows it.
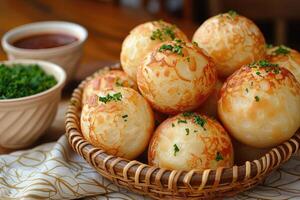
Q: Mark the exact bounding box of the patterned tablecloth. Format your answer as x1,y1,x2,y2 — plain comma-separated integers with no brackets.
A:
0,101,299,200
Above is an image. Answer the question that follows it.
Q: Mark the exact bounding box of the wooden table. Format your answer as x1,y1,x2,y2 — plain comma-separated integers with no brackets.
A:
0,0,198,154
0,0,198,80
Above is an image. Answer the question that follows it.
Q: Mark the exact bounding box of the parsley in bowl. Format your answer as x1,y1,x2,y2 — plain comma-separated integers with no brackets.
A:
0,59,66,149
0,63,57,99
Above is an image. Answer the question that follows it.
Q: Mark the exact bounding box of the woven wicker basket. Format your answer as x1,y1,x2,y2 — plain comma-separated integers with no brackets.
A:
65,64,300,199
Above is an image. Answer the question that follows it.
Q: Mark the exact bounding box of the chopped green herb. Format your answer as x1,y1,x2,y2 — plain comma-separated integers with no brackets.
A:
266,44,273,49
194,130,198,133
122,114,128,122
245,88,249,93
159,43,183,56
249,60,278,68
227,10,238,18
172,123,175,127
255,96,260,102
215,152,223,161
172,44,183,56
150,21,176,41
274,67,280,74
115,78,123,87
249,60,281,75
186,57,190,62
151,29,163,41
99,92,122,104
182,111,194,117
0,64,57,100
181,112,206,131
185,128,190,135
194,115,206,130
273,45,290,56
256,71,261,76
177,119,187,124
173,144,180,156
192,41,198,47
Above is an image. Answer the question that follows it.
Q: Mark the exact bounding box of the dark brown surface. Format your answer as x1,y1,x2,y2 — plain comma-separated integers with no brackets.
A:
0,0,198,81
12,33,78,49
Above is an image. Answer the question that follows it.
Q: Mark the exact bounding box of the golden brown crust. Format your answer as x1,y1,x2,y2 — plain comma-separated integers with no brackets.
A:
121,20,188,81
266,46,300,83
137,41,217,114
82,70,137,106
218,64,300,148
193,13,266,77
148,113,234,170
81,87,154,159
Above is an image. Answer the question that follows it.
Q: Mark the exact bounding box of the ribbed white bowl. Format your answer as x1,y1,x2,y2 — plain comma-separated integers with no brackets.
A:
0,59,66,149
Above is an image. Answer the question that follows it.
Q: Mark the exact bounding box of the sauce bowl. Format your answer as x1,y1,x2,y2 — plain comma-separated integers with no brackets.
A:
1,21,87,82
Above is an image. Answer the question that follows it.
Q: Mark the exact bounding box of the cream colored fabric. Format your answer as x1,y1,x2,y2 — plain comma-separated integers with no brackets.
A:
0,135,299,200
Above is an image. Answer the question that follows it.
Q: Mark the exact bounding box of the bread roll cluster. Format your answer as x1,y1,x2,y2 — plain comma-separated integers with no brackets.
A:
80,13,300,171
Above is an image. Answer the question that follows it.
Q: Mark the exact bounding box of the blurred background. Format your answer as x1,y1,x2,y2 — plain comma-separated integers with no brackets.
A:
0,0,300,80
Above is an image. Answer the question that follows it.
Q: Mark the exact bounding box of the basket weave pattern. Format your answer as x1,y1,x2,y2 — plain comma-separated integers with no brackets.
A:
65,64,300,199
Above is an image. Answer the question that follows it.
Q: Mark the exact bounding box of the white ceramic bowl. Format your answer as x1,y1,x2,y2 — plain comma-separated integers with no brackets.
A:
1,21,87,82
0,59,66,149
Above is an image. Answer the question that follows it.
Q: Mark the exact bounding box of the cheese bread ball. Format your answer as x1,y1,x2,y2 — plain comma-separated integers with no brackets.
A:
197,79,223,118
137,40,217,114
121,20,188,81
193,11,266,77
148,112,233,170
267,45,300,83
82,70,137,106
81,87,154,159
218,60,300,148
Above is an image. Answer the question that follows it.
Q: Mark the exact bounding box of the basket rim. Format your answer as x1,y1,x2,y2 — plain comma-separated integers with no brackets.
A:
65,63,300,191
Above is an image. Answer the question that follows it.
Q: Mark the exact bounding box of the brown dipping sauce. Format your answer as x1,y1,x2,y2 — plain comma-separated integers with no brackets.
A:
12,33,78,49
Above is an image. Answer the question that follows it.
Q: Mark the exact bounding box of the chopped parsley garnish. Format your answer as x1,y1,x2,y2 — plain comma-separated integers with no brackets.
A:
177,119,187,124
150,21,176,41
249,60,278,68
186,57,190,62
245,88,249,93
255,96,260,102
182,111,193,117
159,43,184,56
185,128,190,135
249,60,281,75
272,45,290,56
256,71,261,76
122,114,128,122
172,123,175,127
115,78,123,87
99,92,122,104
215,152,223,161
266,44,273,49
194,115,206,130
0,64,57,100
227,10,238,18
273,67,280,74
173,144,180,156
181,112,206,130
192,41,198,47
151,29,163,41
